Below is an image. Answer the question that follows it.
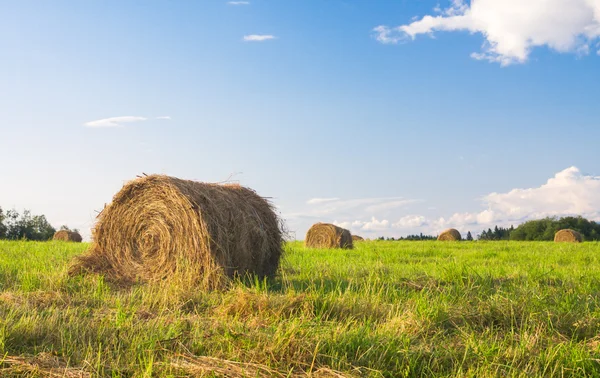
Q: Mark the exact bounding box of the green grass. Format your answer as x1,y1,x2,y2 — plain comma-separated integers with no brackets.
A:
0,240,600,377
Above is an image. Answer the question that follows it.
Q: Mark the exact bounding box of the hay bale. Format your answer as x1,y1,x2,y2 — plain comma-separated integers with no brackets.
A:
53,230,83,243
305,223,353,249
437,228,461,241
554,229,583,243
352,235,364,241
70,175,283,287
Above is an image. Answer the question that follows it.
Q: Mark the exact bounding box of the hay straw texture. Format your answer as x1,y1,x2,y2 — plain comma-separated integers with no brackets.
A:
554,229,583,243
437,228,462,241
70,175,283,287
305,223,353,249
53,230,83,243
352,235,364,241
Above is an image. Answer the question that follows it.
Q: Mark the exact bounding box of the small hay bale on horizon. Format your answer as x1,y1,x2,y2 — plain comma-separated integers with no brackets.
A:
437,228,462,241
69,174,283,288
352,235,364,241
554,229,583,243
305,223,353,249
53,230,83,243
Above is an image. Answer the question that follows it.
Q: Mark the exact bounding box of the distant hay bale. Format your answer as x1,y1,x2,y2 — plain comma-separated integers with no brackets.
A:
69,175,283,288
437,228,462,241
53,230,82,243
305,223,353,249
352,235,364,241
554,229,583,243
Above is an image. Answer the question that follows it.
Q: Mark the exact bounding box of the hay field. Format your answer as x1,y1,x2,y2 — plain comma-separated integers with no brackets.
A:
1,240,600,377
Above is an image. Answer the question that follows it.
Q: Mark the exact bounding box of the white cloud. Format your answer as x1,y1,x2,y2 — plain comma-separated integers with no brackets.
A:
335,217,391,232
302,196,421,218
433,166,600,233
306,198,340,205
228,1,249,4
393,215,428,228
285,196,422,237
365,199,420,213
284,167,600,239
156,116,171,120
374,0,600,65
482,166,600,220
243,35,276,42
84,116,147,128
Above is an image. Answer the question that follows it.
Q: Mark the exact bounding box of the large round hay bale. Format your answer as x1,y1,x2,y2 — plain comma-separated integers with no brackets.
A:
53,230,83,242
70,175,283,287
352,235,364,242
305,223,353,249
437,228,462,241
554,229,582,243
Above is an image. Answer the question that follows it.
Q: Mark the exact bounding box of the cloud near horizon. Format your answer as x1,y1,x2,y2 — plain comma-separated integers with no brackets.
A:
374,0,600,65
285,167,600,238
84,116,170,128
243,35,276,42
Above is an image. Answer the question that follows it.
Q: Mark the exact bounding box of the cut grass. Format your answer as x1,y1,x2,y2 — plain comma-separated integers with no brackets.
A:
0,240,599,376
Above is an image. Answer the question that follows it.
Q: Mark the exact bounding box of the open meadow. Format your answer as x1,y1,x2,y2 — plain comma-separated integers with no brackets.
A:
0,240,600,377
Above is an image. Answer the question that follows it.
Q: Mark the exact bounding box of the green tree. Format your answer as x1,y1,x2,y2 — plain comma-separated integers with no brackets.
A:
0,207,6,238
4,209,56,241
466,231,473,241
510,216,600,241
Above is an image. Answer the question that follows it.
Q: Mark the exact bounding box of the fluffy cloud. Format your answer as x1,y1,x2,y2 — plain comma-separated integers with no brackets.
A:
243,35,276,42
228,1,249,4
393,215,428,228
434,166,600,233
286,167,600,239
336,217,390,232
374,0,600,65
84,116,147,128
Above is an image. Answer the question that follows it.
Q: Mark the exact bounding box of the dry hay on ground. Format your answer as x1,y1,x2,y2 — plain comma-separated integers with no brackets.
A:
305,223,353,249
0,353,90,378
166,354,356,378
437,228,462,241
69,174,283,288
53,230,83,243
554,229,583,243
352,235,364,241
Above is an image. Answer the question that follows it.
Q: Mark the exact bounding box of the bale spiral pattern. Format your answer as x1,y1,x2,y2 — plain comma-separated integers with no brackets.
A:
70,175,283,286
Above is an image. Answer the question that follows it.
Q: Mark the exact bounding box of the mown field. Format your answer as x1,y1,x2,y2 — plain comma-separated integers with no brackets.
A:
0,240,600,377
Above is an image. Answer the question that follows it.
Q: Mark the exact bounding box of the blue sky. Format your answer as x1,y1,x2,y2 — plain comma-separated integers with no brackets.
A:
1,0,599,239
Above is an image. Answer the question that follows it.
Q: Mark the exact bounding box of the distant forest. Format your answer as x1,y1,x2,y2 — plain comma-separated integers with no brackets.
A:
0,207,56,241
376,216,600,242
0,206,78,241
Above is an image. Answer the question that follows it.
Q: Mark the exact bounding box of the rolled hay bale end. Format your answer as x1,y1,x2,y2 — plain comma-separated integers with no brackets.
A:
554,229,583,243
69,175,283,288
305,223,353,249
437,228,462,241
352,235,364,242
53,230,83,243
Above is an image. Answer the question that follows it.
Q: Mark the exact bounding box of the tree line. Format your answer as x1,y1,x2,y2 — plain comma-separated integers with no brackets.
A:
377,233,437,241
477,216,600,241
374,216,600,241
0,206,78,241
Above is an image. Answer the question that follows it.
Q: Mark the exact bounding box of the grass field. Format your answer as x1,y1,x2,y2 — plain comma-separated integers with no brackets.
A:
0,240,600,377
